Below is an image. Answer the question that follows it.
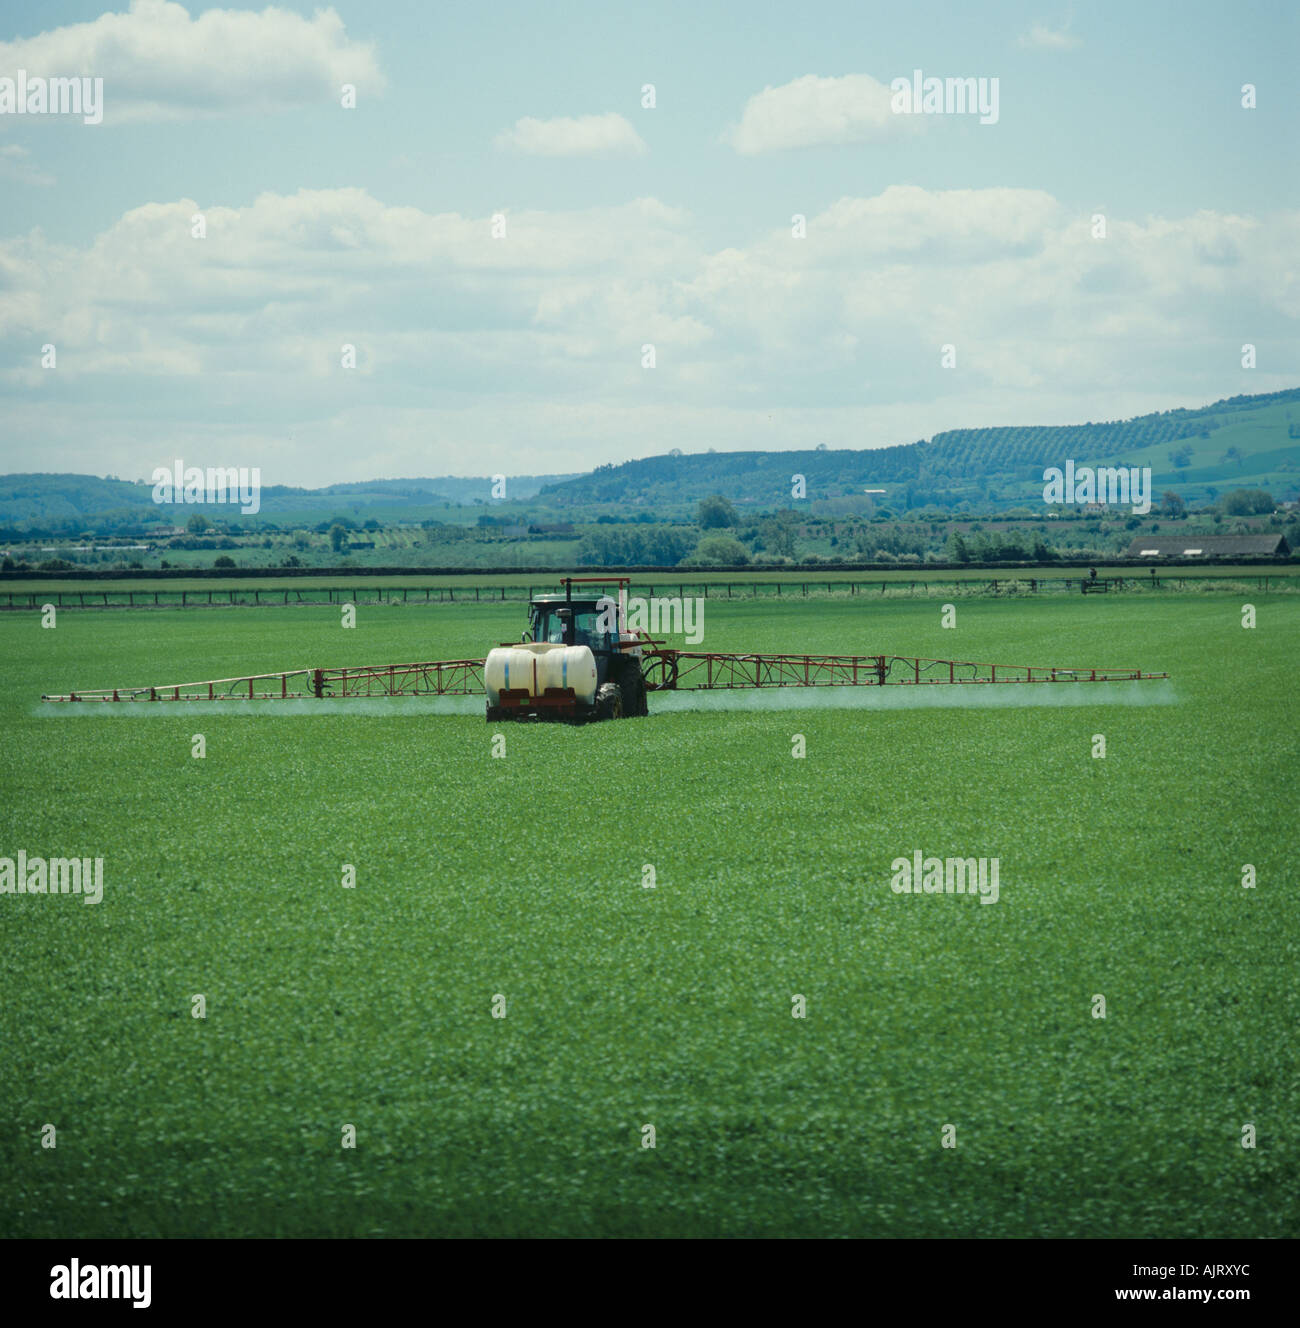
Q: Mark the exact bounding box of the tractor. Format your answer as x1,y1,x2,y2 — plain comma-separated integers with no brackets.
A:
483,577,649,722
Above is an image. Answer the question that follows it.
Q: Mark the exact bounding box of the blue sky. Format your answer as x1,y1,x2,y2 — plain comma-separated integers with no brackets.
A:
1,0,1296,484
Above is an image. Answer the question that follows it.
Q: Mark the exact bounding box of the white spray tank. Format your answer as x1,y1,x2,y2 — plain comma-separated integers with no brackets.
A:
483,642,597,707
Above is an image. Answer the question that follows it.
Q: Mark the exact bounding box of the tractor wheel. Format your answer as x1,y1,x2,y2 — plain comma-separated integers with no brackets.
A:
621,668,648,717
595,682,623,721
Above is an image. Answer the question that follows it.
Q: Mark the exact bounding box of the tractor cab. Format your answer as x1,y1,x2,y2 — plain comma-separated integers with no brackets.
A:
527,595,618,659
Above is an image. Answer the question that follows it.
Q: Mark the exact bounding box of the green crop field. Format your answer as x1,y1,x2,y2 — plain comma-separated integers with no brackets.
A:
1,592,1297,1237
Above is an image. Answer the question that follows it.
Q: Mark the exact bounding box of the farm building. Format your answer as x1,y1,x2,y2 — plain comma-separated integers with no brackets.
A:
1125,533,1291,558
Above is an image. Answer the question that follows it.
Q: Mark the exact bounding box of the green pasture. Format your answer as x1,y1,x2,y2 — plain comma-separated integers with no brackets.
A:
1,593,1296,1236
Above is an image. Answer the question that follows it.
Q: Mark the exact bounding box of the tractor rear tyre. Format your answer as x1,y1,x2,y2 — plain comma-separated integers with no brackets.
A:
595,682,623,721
621,668,648,717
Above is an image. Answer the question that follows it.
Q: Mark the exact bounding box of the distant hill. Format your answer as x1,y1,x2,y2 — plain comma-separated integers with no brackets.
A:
4,387,1298,532
0,472,578,532
309,475,575,503
539,387,1300,511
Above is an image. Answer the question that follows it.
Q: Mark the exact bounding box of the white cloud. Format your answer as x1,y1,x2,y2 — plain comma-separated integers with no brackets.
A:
0,0,384,124
725,73,901,154
1,186,1295,480
0,189,698,380
1018,21,1082,50
0,144,54,186
494,112,647,157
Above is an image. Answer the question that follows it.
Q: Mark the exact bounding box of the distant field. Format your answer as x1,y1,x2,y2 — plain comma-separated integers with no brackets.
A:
1106,399,1300,495
2,562,1298,601
2,593,1297,1236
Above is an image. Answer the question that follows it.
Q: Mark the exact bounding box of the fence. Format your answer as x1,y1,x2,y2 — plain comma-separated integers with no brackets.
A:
0,574,1290,611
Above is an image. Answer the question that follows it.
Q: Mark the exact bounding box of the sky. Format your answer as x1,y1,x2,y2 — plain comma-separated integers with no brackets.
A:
0,0,1296,485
